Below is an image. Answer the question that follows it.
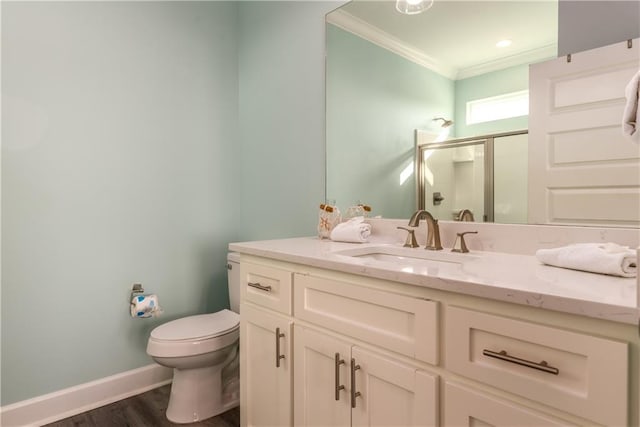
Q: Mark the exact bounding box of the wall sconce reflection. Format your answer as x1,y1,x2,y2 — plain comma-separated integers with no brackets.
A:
433,117,454,128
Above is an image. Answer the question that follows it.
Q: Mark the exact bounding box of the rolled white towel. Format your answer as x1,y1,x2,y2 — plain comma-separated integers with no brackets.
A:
622,70,640,143
536,243,637,278
330,216,371,243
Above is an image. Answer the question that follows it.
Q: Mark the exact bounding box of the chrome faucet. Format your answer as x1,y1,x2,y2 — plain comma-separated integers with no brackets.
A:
456,209,475,222
408,210,443,251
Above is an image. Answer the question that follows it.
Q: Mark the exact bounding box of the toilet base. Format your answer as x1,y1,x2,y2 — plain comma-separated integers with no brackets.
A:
166,364,239,424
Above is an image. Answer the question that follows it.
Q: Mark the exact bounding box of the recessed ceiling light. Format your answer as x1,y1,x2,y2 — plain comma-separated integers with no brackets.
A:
496,39,512,48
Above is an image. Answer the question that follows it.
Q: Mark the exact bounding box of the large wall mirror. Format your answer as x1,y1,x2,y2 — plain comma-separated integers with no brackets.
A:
325,0,639,227
326,0,557,221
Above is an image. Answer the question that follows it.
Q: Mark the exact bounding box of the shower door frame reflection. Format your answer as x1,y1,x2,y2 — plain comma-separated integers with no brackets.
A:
416,129,528,223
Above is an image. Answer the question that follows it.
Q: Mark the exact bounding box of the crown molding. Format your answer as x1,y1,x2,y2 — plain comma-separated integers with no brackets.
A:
327,9,458,80
454,44,557,80
328,9,557,81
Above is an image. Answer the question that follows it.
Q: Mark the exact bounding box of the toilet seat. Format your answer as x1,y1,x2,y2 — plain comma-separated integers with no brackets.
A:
147,310,239,358
151,310,239,341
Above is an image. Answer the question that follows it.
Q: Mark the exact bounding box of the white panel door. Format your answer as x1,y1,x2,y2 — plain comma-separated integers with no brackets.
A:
240,303,293,427
528,38,640,226
351,347,439,427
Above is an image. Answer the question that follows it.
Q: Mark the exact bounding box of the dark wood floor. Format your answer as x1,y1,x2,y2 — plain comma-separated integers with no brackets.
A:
43,384,239,427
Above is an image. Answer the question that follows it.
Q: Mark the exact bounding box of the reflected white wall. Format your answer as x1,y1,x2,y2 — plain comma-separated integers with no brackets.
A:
495,134,528,223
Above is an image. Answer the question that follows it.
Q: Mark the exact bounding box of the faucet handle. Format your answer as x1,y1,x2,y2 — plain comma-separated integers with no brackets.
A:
451,231,478,253
397,227,419,248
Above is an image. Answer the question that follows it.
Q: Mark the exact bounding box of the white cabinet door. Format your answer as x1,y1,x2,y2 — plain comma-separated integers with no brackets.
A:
294,325,352,427
240,303,293,427
351,347,438,427
295,326,438,427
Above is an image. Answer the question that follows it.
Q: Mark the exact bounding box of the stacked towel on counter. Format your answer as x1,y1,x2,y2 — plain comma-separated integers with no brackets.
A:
330,216,371,243
623,70,640,142
536,243,637,278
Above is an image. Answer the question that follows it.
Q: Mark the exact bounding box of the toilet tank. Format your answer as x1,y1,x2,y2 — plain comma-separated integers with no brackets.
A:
227,252,240,313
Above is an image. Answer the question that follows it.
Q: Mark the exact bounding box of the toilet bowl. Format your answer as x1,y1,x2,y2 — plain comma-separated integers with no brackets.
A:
146,253,241,424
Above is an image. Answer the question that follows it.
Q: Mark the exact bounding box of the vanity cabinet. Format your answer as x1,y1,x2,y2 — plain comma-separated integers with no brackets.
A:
238,254,638,427
294,325,438,427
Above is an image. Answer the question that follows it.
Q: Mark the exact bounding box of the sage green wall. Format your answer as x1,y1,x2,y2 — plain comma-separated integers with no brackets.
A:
1,1,239,405
2,0,637,410
453,63,530,138
237,2,338,239
326,25,455,219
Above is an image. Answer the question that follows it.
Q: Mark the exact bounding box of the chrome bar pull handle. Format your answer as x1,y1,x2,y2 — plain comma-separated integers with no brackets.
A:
248,282,272,292
334,353,345,401
350,358,361,408
483,349,559,375
275,328,285,368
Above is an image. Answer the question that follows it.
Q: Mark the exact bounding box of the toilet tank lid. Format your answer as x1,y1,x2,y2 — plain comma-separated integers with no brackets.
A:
227,252,240,263
150,310,239,341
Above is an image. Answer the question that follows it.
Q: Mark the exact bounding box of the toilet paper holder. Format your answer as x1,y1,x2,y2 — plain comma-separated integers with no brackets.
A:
130,283,144,301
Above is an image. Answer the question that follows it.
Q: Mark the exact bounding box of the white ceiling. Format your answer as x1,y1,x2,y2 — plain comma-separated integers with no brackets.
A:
328,0,559,80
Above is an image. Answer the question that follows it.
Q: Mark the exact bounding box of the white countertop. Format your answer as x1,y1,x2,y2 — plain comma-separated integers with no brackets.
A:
229,236,640,325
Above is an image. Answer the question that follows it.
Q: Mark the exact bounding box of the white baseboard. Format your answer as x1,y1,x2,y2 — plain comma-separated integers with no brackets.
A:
0,363,172,427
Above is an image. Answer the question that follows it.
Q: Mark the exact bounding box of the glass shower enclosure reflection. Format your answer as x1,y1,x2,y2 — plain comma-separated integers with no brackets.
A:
416,130,528,223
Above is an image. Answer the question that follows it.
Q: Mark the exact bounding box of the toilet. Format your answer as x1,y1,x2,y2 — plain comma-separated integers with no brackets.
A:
146,252,241,424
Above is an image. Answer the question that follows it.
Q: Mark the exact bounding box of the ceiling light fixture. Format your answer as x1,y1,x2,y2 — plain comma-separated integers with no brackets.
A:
496,39,512,48
396,0,434,15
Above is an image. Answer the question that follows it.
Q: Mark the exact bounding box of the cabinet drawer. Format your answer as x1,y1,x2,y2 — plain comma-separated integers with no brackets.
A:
446,306,627,426
294,274,439,365
444,381,575,426
240,262,293,315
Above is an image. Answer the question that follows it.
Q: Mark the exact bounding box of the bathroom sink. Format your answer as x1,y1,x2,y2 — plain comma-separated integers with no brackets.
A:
333,245,480,272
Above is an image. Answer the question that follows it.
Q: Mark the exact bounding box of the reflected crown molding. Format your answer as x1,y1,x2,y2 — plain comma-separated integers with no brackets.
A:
327,9,457,79
456,44,557,80
327,9,557,81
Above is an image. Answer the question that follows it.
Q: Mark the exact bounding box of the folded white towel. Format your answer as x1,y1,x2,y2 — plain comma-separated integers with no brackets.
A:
536,243,637,278
330,216,371,243
622,70,640,143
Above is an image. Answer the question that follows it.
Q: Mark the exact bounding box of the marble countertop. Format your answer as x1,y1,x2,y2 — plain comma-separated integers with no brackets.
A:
229,236,640,325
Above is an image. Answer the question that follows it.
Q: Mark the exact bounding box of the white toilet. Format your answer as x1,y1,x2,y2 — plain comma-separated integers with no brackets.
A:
146,252,241,424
